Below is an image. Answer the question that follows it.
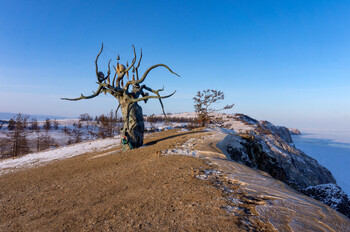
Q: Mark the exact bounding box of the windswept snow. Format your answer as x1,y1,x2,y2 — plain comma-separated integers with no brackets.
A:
0,135,120,176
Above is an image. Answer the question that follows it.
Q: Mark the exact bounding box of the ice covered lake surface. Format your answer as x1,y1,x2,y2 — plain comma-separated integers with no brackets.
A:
292,129,350,196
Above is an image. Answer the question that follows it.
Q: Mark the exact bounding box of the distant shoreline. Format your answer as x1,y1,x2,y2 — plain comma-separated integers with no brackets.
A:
0,112,73,121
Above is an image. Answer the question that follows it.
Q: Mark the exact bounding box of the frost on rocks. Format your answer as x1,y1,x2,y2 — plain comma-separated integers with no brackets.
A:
302,183,350,217
162,149,200,158
162,137,202,157
195,170,222,180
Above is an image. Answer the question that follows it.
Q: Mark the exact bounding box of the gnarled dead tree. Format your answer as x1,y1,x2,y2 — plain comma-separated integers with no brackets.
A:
62,43,179,151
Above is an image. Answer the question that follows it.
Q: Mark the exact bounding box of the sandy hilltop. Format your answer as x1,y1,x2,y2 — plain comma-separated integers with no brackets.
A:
1,113,350,231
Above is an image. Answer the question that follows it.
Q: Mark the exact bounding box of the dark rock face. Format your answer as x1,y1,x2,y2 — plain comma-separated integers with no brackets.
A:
225,115,337,189
302,184,350,219
226,140,288,182
225,132,336,190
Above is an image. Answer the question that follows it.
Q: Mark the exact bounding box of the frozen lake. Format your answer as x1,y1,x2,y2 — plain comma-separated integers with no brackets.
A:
292,129,350,196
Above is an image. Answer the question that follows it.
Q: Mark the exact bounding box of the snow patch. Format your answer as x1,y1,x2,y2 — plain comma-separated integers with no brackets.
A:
195,169,222,180
0,135,121,175
162,149,200,157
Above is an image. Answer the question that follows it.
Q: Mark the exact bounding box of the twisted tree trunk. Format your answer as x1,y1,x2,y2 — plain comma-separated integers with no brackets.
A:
120,102,144,151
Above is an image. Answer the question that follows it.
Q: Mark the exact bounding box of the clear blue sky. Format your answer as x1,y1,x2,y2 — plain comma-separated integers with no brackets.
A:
1,0,349,130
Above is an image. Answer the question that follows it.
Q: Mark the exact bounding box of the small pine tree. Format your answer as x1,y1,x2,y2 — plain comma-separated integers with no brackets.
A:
7,113,30,156
39,133,55,151
30,118,39,131
62,126,70,135
8,119,15,130
43,118,51,131
193,89,234,127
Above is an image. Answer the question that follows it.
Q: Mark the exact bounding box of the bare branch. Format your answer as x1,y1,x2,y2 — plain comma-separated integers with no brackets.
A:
141,85,168,116
130,90,176,103
61,85,103,101
135,48,142,80
112,65,117,87
212,104,235,112
116,73,124,88
116,103,121,116
98,82,124,95
124,45,136,74
124,64,179,91
106,59,112,78
142,85,164,95
106,59,112,84
95,43,103,77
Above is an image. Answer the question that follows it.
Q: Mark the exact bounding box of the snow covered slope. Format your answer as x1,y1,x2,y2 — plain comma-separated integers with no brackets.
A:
0,136,120,176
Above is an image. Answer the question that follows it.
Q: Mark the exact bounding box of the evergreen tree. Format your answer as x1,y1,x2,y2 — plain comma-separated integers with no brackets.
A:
7,113,30,157
193,90,234,127
43,118,51,131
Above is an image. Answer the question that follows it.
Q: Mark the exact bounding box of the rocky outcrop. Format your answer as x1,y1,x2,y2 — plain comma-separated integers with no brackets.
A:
215,113,349,218
259,120,293,143
223,131,336,189
302,184,350,218
221,114,336,189
289,128,301,135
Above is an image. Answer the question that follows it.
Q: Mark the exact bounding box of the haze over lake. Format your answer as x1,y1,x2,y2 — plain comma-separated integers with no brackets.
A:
293,129,350,196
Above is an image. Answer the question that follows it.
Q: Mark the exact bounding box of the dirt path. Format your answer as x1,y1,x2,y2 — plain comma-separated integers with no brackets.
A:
0,129,276,231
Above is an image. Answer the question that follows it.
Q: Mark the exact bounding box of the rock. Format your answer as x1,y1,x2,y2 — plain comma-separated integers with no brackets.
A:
234,114,259,125
302,184,350,218
259,120,293,143
222,131,336,189
227,114,336,188
289,128,301,135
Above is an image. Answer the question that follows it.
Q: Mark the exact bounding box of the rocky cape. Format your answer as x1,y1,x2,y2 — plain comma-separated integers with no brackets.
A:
213,113,350,218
